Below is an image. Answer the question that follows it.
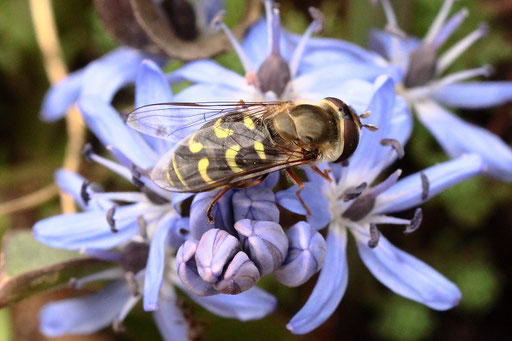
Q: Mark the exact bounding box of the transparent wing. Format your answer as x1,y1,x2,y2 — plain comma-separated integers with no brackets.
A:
125,101,288,142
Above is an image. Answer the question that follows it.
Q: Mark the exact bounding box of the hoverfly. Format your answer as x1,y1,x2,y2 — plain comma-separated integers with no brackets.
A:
126,98,377,221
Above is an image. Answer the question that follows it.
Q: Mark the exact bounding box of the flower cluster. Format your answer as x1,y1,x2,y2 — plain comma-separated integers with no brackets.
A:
32,0,511,339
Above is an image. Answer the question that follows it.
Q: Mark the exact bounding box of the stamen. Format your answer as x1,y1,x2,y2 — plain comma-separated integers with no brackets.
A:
370,169,402,197
343,192,376,222
342,182,368,202
125,271,140,296
107,205,118,233
82,143,94,162
368,223,380,248
68,268,125,289
264,0,274,53
437,22,489,74
269,7,281,55
380,138,404,159
289,7,324,78
363,124,379,131
92,192,147,202
379,0,399,29
420,172,429,201
112,319,125,333
424,0,457,44
360,110,371,119
113,295,141,333
432,8,469,49
404,208,423,234
371,215,412,225
211,11,252,73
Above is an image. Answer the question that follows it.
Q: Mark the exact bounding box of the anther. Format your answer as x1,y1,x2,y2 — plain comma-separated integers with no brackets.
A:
80,181,91,204
341,160,350,167
342,182,368,202
112,319,125,333
130,165,145,189
404,208,423,234
308,7,324,34
137,216,148,240
420,172,429,201
368,223,380,248
125,271,140,297
68,277,79,289
360,110,371,119
107,206,118,233
381,138,404,159
82,143,94,162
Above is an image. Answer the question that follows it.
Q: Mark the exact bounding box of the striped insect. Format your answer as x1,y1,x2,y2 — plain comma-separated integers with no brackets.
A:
126,98,377,222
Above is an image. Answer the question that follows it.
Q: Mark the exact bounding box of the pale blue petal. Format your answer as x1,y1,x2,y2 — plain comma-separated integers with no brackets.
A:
33,208,139,250
54,169,88,209
144,214,177,311
415,99,512,181
276,183,331,230
169,60,247,89
153,296,188,341
39,281,131,337
80,47,157,102
368,29,420,71
188,287,276,321
79,96,157,168
375,154,484,213
354,232,461,310
173,83,254,102
135,59,175,153
41,69,84,122
287,227,348,334
432,82,512,109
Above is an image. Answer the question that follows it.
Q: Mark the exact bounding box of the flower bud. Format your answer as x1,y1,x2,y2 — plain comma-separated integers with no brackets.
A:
190,190,234,240
176,240,218,296
232,187,279,222
234,219,288,276
214,251,260,295
195,229,240,284
275,222,326,287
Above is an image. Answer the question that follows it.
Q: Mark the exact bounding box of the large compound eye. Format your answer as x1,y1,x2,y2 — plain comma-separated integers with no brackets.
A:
334,119,360,163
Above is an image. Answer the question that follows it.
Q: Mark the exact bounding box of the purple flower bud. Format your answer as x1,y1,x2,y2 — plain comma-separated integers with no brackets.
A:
195,229,240,284
234,219,288,276
214,251,260,295
232,187,279,222
190,190,235,240
275,222,326,287
176,240,218,296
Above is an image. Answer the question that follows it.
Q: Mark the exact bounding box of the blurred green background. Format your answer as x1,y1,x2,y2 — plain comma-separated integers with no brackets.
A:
1,0,511,340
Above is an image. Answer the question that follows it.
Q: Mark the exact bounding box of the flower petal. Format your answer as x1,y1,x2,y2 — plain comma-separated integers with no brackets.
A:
33,208,139,250
153,295,188,341
41,69,85,122
173,83,258,102
232,186,279,222
79,96,157,168
287,226,348,334
375,154,484,213
189,190,235,240
170,60,247,89
354,231,461,310
39,281,131,337
144,213,177,311
54,169,88,209
188,287,276,321
276,182,331,230
415,99,512,181
432,82,512,109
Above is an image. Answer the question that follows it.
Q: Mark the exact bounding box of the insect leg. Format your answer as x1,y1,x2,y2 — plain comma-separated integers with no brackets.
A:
285,168,312,217
234,174,268,189
206,187,230,223
311,166,333,183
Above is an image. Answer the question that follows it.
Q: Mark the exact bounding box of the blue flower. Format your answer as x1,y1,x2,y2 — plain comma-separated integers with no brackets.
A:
275,76,485,334
34,60,276,339
169,0,392,104
369,0,512,181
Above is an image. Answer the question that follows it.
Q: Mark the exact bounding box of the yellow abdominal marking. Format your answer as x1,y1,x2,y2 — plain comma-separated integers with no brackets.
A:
214,118,234,138
226,145,243,173
172,154,188,188
254,141,266,159
198,158,214,183
188,133,203,153
243,116,255,130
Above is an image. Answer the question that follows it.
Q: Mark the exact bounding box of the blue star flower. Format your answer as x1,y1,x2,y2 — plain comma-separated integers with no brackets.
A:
368,0,512,181
275,75,485,334
34,60,276,339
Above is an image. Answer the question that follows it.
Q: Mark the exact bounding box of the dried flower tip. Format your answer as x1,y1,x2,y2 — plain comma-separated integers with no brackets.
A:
368,223,380,248
80,180,91,204
342,182,368,202
381,138,405,159
107,205,118,233
420,172,430,200
404,208,423,234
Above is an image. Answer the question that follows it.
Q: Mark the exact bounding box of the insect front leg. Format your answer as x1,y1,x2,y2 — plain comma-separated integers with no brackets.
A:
311,165,333,183
285,168,312,217
206,187,230,223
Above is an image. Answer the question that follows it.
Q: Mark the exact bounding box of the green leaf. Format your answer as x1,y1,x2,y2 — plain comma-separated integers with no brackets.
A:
0,230,113,307
0,308,12,341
